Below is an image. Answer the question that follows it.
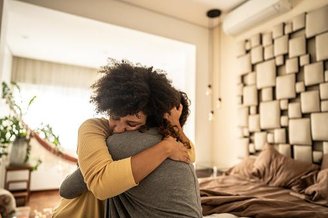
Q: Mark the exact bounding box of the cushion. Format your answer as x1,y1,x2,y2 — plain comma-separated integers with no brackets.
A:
238,54,251,75
289,36,306,58
254,132,267,150
289,118,312,145
280,99,288,110
304,62,324,86
262,33,272,46
256,60,276,89
278,144,291,157
305,5,328,38
295,81,305,93
322,101,328,112
293,145,312,163
264,45,274,60
226,156,256,179
316,32,328,61
286,57,299,74
276,74,296,99
274,35,288,56
311,113,328,141
304,169,328,206
248,114,260,132
292,13,305,32
252,147,319,188
260,101,280,129
272,23,284,39
301,90,320,113
321,153,328,170
275,55,284,66
261,87,273,102
274,128,286,144
243,85,258,106
300,54,310,66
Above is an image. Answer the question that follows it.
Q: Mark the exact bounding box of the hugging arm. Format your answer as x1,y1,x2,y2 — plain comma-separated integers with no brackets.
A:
59,168,87,199
77,118,189,200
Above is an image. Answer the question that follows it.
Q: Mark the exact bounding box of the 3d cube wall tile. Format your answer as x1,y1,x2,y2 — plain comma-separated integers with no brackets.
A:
274,35,288,56
238,54,252,75
264,45,274,60
255,132,267,150
245,41,251,50
249,114,260,132
313,151,323,164
243,85,258,106
276,74,296,99
296,81,305,93
293,145,312,163
289,118,312,145
289,36,306,58
279,144,291,157
286,57,299,74
250,106,257,115
275,55,284,66
325,71,328,82
322,101,328,112
324,142,328,154
281,116,288,127
300,54,310,66
311,112,328,141
237,84,243,96
262,33,272,46
267,133,274,143
244,72,256,85
251,34,261,48
237,96,242,105
256,60,276,89
316,32,328,61
273,23,284,39
292,13,305,32
288,102,302,118
304,62,324,86
238,107,249,127
251,46,263,64
280,99,288,110
238,138,249,158
243,128,250,137
274,128,286,144
320,83,328,100
261,87,273,102
301,90,320,113
284,23,293,34
260,101,280,129
249,143,256,153
236,41,246,57
305,5,328,38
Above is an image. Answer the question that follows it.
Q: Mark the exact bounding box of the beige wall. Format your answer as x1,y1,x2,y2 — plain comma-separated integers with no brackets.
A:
212,0,328,168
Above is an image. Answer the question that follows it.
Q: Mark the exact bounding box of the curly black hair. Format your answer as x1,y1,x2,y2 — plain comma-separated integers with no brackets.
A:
91,60,190,135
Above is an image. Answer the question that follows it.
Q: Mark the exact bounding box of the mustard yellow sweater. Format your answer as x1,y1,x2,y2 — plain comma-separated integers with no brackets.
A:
52,118,195,218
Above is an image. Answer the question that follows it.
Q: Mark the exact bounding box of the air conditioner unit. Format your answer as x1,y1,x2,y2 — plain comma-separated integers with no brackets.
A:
222,0,292,36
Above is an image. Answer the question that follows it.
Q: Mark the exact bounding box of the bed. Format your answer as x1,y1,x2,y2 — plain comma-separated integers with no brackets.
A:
199,146,328,218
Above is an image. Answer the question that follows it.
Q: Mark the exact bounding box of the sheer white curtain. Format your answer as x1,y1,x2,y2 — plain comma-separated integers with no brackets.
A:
11,57,100,156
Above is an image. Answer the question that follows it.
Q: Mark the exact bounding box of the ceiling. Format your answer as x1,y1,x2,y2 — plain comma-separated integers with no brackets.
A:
118,0,247,27
6,0,247,72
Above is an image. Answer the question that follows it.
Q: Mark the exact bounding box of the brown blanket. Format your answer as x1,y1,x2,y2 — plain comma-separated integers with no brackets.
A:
199,175,328,218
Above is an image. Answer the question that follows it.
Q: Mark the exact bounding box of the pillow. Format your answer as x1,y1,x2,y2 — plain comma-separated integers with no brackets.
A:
321,153,328,170
304,169,328,206
251,146,319,188
226,156,257,180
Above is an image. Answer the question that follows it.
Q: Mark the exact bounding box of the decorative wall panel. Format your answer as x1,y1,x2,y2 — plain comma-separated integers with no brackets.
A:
236,5,328,163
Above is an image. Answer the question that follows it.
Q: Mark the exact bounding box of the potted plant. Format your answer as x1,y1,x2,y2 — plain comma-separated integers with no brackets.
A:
0,82,60,168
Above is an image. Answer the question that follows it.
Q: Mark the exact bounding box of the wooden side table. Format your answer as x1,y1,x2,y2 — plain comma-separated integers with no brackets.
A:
4,164,33,206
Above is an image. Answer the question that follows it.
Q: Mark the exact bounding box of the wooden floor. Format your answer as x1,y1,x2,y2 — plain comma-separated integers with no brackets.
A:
26,189,61,217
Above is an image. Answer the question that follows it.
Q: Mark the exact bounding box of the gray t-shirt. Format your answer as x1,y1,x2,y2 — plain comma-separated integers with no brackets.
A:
107,128,202,218
59,128,202,217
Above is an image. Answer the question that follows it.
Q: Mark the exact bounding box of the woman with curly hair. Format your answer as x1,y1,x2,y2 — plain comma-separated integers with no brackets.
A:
52,60,201,218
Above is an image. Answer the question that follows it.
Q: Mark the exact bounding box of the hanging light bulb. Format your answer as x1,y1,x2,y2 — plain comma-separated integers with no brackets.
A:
208,110,214,121
216,97,222,108
206,84,212,96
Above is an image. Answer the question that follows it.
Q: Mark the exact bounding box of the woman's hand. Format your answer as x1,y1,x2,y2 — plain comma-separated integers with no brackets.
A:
164,104,183,128
162,136,190,163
